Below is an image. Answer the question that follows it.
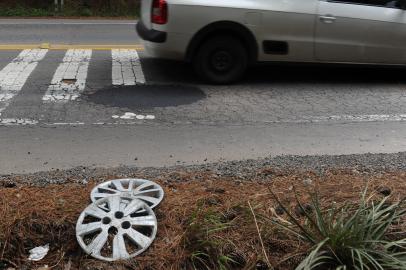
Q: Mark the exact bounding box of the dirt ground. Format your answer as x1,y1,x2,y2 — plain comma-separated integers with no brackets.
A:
1,168,406,270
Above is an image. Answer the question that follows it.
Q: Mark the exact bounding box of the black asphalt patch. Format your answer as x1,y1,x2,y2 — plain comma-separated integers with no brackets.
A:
84,84,206,109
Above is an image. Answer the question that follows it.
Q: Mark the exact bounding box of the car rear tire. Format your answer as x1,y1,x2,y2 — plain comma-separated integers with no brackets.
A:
193,36,248,84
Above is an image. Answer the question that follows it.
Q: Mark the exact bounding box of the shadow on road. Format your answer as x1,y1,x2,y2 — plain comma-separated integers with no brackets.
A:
141,58,199,84
84,84,206,109
245,64,406,84
141,58,406,85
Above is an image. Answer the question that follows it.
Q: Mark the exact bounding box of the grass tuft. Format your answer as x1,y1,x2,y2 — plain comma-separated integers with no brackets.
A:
182,203,241,270
269,186,406,269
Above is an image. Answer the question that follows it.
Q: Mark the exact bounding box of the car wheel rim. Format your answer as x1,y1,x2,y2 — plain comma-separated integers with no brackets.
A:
76,195,158,261
211,50,233,72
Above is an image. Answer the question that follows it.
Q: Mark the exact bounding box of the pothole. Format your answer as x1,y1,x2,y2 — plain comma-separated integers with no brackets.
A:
61,79,77,84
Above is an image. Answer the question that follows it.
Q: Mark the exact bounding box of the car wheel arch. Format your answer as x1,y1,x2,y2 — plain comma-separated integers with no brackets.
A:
186,21,259,65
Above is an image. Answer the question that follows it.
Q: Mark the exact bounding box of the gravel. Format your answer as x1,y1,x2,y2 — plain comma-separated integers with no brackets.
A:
2,152,406,187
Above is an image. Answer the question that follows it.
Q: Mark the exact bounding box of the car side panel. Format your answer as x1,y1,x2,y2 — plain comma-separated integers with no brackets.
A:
261,0,318,62
150,4,262,60
151,0,317,62
363,7,406,64
315,1,367,63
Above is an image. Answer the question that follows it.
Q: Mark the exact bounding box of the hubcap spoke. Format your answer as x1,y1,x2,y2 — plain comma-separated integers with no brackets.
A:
135,188,161,195
127,179,135,191
107,195,122,212
113,233,129,260
123,199,144,216
134,195,160,206
134,181,155,192
126,228,151,249
129,215,156,226
98,186,119,193
111,179,126,191
87,230,109,256
85,204,108,219
77,221,102,236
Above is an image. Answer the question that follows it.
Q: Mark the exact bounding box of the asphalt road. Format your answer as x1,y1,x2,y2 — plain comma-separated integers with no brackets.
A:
1,19,406,174
0,19,139,44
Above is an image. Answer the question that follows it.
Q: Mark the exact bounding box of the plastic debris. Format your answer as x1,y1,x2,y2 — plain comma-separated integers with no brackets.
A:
28,244,49,261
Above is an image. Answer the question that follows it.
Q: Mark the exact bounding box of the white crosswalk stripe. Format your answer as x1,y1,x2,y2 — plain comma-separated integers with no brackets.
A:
0,49,48,115
112,49,145,85
43,49,92,102
0,48,146,110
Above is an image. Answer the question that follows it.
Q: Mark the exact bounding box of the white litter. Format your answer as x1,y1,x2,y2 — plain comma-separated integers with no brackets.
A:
145,115,156,120
119,112,136,120
116,112,155,120
28,244,49,261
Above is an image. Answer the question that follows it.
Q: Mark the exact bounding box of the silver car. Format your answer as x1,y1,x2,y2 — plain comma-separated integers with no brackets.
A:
137,0,406,83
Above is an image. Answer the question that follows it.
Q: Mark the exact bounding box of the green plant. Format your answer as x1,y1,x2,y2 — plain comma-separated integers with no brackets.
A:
79,8,92,16
269,187,406,270
0,6,52,17
182,205,239,270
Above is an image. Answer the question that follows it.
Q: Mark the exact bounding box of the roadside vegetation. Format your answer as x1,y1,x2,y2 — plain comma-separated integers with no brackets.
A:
270,188,406,269
0,0,139,18
1,169,406,269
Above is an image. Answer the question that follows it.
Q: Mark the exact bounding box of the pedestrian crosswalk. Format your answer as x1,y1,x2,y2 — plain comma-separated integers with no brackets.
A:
0,48,146,115
0,49,48,113
42,50,92,102
43,49,92,102
112,49,145,85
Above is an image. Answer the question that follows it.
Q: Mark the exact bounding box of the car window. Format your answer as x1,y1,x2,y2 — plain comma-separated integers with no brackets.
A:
327,0,399,8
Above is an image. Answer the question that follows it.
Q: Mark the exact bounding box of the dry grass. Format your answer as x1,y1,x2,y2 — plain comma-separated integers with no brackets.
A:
1,169,406,269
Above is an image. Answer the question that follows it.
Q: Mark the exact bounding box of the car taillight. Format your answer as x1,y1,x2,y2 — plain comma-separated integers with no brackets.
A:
152,0,168,25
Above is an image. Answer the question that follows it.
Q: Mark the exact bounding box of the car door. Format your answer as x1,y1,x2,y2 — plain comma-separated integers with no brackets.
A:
260,0,318,62
315,0,370,63
362,1,406,64
316,0,406,64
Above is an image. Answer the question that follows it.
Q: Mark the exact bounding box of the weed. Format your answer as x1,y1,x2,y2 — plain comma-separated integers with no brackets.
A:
182,204,241,270
269,186,406,269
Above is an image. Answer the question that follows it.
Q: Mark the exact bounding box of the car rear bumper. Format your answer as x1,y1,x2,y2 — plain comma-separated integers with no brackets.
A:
136,21,167,43
136,22,190,61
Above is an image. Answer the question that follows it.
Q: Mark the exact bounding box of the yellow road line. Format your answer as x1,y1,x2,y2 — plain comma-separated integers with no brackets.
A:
0,44,144,51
